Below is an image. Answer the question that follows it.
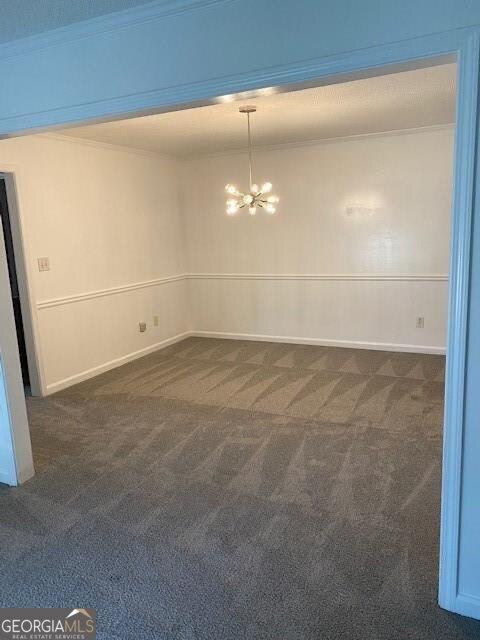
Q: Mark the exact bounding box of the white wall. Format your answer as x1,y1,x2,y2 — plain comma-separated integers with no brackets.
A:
183,127,453,352
0,134,189,393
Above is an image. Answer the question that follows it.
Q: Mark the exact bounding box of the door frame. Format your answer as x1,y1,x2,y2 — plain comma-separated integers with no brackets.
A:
0,167,45,397
0,23,478,617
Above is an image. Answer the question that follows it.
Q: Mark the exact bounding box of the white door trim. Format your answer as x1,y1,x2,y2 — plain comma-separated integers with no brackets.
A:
0,209,34,485
0,167,46,397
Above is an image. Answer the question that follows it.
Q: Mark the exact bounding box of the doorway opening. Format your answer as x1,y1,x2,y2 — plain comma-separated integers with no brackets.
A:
0,56,461,625
0,41,474,624
0,177,30,392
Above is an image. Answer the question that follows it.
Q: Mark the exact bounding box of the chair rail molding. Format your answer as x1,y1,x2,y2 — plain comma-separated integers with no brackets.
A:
36,272,449,310
37,274,186,310
186,272,448,282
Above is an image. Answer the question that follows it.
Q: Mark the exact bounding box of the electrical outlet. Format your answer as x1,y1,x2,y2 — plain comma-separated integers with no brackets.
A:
153,315,159,327
37,257,50,272
139,322,147,333
416,317,425,329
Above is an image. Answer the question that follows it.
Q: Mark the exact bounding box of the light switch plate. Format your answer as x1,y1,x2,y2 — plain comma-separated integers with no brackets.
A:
37,257,50,272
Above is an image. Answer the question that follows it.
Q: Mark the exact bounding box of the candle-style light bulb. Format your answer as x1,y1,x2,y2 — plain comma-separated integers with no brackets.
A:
261,182,272,193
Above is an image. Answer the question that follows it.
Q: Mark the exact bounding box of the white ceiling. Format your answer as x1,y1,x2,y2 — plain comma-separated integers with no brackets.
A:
60,63,456,157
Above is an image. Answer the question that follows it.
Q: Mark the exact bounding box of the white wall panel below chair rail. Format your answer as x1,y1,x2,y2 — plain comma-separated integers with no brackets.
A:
188,276,448,354
36,271,448,391
38,278,190,393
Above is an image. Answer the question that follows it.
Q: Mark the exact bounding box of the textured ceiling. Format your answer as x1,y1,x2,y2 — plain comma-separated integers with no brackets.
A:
0,0,152,44
60,63,456,157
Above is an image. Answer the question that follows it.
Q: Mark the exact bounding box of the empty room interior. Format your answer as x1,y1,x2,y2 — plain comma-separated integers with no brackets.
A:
3,60,475,638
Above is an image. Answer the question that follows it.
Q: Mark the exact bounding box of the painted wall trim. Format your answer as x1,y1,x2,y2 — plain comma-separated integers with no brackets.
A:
187,273,449,282
36,273,449,310
45,330,191,394
0,27,464,136
0,0,233,62
192,330,446,355
40,132,176,163
454,594,480,620
182,124,455,160
438,31,480,614
0,469,14,485
45,328,445,395
0,358,17,486
50,124,455,161
37,274,185,310
1,168,46,397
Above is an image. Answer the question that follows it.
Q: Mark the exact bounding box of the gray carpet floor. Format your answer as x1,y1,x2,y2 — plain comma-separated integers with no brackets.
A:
1,337,480,639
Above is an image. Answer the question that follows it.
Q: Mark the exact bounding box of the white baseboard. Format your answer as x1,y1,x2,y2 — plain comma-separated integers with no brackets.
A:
45,332,191,394
44,329,445,395
191,331,446,355
15,461,36,485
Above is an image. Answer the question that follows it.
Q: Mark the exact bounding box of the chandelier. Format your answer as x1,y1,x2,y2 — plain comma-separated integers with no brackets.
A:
225,106,279,216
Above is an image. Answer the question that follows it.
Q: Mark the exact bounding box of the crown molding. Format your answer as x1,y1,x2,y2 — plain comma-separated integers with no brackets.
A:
0,0,233,62
48,123,454,162
38,132,177,163
181,123,455,160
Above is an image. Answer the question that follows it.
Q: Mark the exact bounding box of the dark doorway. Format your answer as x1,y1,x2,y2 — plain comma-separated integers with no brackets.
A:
0,178,30,391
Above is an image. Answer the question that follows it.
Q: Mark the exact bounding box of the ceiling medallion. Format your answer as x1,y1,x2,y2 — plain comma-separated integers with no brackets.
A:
225,106,279,216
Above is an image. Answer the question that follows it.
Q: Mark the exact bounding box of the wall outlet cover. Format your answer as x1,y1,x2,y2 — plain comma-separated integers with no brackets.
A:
153,315,159,327
139,322,147,332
